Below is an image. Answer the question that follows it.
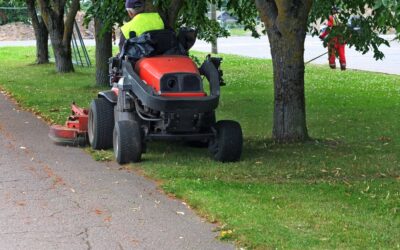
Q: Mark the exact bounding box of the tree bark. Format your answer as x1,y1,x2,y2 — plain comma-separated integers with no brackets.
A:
164,0,184,28
145,0,183,29
26,0,49,64
94,18,112,86
37,0,80,73
52,41,74,72
211,3,218,54
255,0,312,142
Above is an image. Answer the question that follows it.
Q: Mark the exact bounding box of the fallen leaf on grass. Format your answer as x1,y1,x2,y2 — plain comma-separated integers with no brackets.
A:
220,230,233,239
378,136,392,142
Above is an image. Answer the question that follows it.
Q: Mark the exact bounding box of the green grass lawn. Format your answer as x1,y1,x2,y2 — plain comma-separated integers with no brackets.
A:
0,47,399,249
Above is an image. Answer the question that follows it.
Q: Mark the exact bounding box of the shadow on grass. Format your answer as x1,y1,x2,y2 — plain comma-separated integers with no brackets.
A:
139,136,398,184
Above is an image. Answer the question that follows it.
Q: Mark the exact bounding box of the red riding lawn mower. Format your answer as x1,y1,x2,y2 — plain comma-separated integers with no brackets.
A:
49,28,243,164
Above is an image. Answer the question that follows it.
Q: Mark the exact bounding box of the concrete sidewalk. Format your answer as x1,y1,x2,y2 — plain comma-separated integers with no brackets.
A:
0,91,233,249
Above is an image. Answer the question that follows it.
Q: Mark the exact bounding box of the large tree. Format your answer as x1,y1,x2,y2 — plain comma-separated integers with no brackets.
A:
37,0,80,72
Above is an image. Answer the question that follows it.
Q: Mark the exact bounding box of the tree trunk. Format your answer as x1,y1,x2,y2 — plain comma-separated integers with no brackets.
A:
37,0,80,73
267,29,308,142
26,0,49,64
52,42,74,73
255,0,312,142
48,21,74,73
35,21,49,64
210,3,218,54
147,0,183,29
94,18,112,86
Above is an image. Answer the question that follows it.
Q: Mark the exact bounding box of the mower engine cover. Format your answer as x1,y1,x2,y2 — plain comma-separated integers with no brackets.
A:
135,56,206,97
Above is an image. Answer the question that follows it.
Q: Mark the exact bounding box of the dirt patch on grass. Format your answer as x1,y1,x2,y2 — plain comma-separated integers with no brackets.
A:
0,12,95,41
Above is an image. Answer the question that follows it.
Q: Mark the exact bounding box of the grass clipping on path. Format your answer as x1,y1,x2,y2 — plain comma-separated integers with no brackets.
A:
0,47,399,249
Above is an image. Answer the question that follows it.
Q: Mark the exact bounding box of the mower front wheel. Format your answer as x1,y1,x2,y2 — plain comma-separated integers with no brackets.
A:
209,120,243,162
88,98,115,150
113,120,142,164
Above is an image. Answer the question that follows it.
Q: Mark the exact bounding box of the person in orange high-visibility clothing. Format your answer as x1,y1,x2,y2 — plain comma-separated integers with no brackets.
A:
319,6,346,70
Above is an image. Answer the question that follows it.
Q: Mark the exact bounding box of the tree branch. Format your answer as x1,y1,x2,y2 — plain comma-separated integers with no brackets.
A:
166,0,184,28
275,0,313,21
37,0,50,25
255,0,278,29
63,0,80,43
26,0,40,31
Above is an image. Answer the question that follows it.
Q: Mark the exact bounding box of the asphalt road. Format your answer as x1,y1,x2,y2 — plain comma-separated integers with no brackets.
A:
0,91,233,249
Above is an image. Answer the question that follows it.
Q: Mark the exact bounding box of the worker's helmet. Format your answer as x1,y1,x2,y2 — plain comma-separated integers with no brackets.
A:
126,0,144,9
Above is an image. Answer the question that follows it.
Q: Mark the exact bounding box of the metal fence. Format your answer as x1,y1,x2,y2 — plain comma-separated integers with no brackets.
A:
0,7,29,25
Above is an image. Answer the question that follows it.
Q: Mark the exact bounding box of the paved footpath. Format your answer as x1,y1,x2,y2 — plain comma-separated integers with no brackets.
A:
0,91,233,249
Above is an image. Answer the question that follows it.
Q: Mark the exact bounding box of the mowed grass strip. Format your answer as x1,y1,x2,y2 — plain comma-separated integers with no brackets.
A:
0,46,399,249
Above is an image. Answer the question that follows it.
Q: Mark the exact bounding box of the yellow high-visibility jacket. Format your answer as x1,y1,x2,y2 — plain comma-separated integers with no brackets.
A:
121,12,164,39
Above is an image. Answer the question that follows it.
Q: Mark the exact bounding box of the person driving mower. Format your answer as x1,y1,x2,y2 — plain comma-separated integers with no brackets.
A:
118,0,165,52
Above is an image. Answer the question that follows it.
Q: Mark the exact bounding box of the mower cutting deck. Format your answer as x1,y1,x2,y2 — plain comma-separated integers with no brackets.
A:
49,103,89,145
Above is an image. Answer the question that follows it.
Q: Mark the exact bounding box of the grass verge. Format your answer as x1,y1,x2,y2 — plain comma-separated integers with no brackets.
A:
0,46,399,249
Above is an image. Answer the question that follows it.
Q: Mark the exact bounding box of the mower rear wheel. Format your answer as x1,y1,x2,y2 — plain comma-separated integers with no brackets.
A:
88,98,115,150
113,120,142,164
208,120,243,162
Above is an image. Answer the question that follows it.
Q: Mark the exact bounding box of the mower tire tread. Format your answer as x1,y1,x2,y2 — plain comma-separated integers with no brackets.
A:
113,120,142,164
89,98,115,150
209,120,243,162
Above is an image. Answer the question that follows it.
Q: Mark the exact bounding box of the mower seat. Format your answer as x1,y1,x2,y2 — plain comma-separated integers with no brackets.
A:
146,29,182,55
121,29,191,61
147,28,197,55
